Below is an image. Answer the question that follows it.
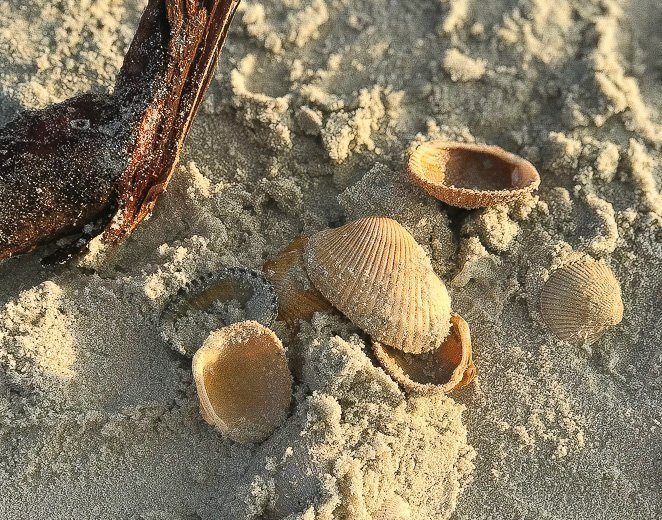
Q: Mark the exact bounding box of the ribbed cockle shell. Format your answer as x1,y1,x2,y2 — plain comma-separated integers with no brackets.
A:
304,216,452,353
408,140,540,209
191,321,292,443
372,313,475,394
540,257,624,344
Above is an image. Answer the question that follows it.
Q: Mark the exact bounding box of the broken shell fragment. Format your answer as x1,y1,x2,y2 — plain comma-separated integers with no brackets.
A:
263,236,333,324
161,267,278,357
408,140,540,209
540,257,624,344
191,321,292,444
304,216,452,354
371,313,475,394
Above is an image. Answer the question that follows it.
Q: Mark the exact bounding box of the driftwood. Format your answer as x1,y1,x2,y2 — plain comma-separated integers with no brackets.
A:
0,0,240,264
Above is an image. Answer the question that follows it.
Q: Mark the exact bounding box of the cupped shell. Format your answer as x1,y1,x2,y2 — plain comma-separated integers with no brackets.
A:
263,236,333,324
408,140,540,209
191,321,292,444
372,313,475,394
304,216,451,353
540,257,624,344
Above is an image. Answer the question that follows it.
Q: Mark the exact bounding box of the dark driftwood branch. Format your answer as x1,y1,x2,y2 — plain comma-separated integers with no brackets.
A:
0,0,240,263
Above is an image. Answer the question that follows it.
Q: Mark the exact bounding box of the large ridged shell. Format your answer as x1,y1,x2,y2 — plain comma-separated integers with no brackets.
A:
263,237,333,324
540,258,624,344
408,140,540,209
160,267,278,357
191,321,292,444
372,313,475,394
304,216,451,353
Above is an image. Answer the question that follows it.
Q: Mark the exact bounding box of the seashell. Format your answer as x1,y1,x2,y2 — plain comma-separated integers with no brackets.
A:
263,236,334,324
192,321,292,444
540,257,624,344
373,494,412,519
304,216,451,353
161,267,278,357
371,313,475,394
408,140,540,209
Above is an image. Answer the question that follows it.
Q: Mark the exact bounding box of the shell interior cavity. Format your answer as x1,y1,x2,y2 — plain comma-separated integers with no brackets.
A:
371,313,475,394
192,321,292,444
161,267,278,357
408,140,541,209
304,216,452,354
540,257,624,344
263,236,333,324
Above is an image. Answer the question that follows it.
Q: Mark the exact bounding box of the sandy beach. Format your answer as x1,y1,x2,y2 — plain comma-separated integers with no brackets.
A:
0,0,660,518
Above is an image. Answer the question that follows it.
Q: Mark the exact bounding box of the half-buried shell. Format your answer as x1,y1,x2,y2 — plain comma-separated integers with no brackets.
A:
304,216,452,354
540,257,623,344
408,140,540,208
263,236,333,324
372,313,475,394
161,267,278,357
373,494,412,519
192,321,292,444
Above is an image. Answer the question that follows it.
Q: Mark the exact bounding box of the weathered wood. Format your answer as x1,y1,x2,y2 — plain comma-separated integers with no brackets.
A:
0,0,240,263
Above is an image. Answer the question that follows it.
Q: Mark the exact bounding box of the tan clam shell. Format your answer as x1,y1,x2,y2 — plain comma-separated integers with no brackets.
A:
408,140,540,209
263,236,333,324
191,321,292,443
304,216,452,354
371,313,475,394
540,258,624,344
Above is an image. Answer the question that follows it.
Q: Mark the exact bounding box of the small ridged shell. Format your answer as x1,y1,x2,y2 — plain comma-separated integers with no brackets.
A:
540,258,624,344
373,494,412,519
304,216,451,353
161,267,278,357
372,313,475,394
192,321,292,444
408,140,540,209
263,236,333,324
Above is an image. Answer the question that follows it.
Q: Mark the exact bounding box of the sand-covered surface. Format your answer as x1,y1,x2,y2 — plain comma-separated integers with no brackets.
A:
0,0,661,518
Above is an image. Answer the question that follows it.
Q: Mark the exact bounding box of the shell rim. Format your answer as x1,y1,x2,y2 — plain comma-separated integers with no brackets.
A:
407,140,541,202
159,266,279,357
371,313,475,395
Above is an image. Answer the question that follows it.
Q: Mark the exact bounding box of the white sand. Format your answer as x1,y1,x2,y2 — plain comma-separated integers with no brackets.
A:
0,0,661,518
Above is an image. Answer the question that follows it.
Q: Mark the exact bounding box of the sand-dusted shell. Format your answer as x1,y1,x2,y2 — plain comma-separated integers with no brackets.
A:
263,236,333,324
373,494,412,519
304,216,451,353
408,140,540,209
191,321,292,443
540,258,624,344
372,313,475,394
161,267,278,357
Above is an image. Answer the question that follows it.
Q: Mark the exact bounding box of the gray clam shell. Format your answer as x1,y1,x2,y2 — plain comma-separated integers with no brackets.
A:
540,258,623,344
